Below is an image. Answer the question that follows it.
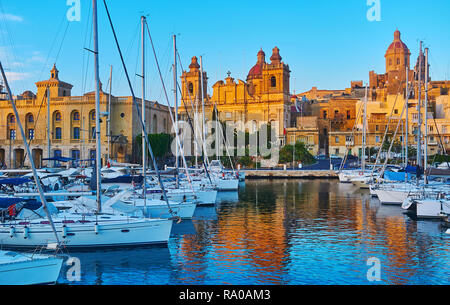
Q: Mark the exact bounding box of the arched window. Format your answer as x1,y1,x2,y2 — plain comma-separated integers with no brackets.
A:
8,114,15,124
188,82,194,94
72,111,80,121
90,110,96,121
152,114,158,134
271,76,277,88
27,114,34,123
54,111,62,121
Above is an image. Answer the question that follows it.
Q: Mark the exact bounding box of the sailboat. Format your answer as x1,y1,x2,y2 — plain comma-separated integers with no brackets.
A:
0,0,173,249
0,250,63,285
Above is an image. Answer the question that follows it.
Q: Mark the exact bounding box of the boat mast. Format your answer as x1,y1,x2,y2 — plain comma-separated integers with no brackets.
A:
173,35,179,188
362,85,368,173
141,16,147,204
200,56,208,167
47,86,51,163
405,67,409,182
424,47,429,184
93,0,102,213
417,41,423,171
107,65,112,164
0,61,60,246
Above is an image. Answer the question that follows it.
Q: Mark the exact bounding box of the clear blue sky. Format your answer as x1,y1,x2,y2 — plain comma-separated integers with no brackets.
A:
0,0,449,104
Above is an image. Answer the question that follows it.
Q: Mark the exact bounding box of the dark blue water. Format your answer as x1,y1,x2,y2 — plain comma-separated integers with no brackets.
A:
58,180,449,285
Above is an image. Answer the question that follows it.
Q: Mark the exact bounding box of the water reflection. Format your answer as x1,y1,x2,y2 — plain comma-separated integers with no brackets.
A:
58,180,449,285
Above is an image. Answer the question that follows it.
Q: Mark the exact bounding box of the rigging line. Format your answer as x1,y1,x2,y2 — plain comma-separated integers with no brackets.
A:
175,50,213,184
116,20,140,95
0,1,28,92
81,2,93,95
21,87,50,163
36,10,68,82
54,22,71,65
144,24,195,190
102,0,175,216
176,78,213,184
371,81,405,176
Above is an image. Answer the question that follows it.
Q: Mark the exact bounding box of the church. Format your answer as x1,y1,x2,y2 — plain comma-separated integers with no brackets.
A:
179,47,292,146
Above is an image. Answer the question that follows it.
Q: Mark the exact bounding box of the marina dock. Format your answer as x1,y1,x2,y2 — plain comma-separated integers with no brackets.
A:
242,169,338,179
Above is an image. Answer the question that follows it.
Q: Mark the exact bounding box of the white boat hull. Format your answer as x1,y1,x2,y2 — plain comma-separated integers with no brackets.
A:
376,189,408,205
0,218,173,249
0,254,63,285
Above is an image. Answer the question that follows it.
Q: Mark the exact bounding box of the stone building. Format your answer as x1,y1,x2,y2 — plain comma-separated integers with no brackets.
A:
0,65,172,168
178,47,291,146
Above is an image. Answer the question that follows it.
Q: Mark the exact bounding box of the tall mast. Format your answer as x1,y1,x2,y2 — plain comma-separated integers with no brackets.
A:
362,85,368,172
47,86,51,163
200,56,208,166
93,0,102,213
141,16,147,203
405,66,409,182
424,47,429,184
417,41,423,170
173,35,179,188
107,65,112,163
0,61,60,245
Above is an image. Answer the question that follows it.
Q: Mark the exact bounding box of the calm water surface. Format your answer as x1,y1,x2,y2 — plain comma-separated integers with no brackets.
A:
59,180,449,285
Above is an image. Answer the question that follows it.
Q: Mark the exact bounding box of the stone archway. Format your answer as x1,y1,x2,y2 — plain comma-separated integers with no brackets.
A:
32,149,43,169
14,149,24,169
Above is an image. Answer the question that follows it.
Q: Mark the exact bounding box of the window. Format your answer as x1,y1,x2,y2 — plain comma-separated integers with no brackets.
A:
375,125,379,131
375,136,380,143
188,82,194,94
54,150,62,167
335,148,339,155
73,127,80,140
334,110,339,118
8,115,15,124
71,150,80,167
347,110,351,119
394,109,398,114
28,129,34,140
27,115,34,123
335,136,339,143
91,112,96,121
55,127,62,140
91,127,96,139
346,136,353,142
9,129,16,140
73,111,80,121
429,126,433,132
323,111,327,119
270,76,277,88
55,112,62,121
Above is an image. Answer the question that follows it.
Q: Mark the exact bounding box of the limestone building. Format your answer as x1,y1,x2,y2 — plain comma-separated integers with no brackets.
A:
0,65,172,168
178,47,292,146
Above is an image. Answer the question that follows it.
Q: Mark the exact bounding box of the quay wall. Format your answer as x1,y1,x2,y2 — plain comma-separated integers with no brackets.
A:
242,170,338,179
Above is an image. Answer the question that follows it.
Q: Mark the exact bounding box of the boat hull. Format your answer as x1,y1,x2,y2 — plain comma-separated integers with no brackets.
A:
0,218,173,249
0,255,63,285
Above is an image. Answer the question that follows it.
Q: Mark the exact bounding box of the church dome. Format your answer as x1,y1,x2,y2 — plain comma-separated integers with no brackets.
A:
385,30,409,55
247,49,265,81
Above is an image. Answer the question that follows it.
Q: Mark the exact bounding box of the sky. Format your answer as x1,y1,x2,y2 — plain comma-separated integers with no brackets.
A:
0,0,449,105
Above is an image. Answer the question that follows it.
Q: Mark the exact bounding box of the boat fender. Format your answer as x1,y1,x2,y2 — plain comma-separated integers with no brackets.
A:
95,223,99,235
23,226,29,239
9,226,15,238
62,225,67,238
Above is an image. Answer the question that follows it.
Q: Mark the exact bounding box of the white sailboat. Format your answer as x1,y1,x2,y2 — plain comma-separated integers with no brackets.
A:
0,0,173,249
0,250,63,285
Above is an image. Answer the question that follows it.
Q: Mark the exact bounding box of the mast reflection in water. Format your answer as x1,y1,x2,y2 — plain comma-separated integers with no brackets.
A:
59,180,449,285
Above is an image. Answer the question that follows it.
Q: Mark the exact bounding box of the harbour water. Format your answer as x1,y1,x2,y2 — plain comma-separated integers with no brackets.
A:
58,179,449,285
